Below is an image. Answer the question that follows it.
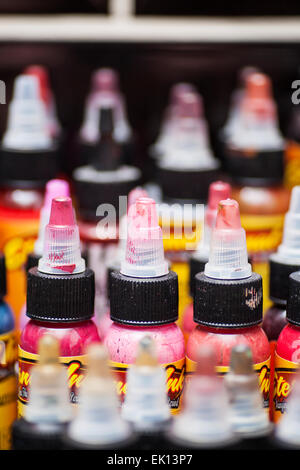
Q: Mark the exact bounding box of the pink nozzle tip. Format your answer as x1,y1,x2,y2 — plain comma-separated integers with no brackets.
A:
128,187,148,212
133,197,159,232
246,72,272,99
24,65,51,105
208,181,232,211
44,179,70,210
215,199,241,230
91,68,119,93
177,91,203,119
121,197,168,278
170,82,196,104
49,197,75,226
38,197,85,275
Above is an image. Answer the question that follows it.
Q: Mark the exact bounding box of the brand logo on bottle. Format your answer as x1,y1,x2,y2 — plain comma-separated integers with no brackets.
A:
110,358,186,414
18,347,87,416
273,352,299,422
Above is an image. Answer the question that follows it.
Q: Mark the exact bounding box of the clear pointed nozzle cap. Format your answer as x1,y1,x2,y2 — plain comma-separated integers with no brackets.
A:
225,345,271,435
3,74,51,150
38,197,85,275
68,344,132,446
117,187,148,262
274,186,300,263
171,344,235,446
34,179,70,256
26,335,72,424
195,181,232,259
122,336,170,429
121,197,168,278
205,199,251,280
275,368,300,446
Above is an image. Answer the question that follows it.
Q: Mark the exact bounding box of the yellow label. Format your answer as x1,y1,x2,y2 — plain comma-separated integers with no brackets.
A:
170,261,192,326
0,374,17,450
109,357,185,415
241,214,284,255
186,355,271,410
285,141,300,189
0,213,39,322
18,347,87,417
0,330,18,450
273,352,299,423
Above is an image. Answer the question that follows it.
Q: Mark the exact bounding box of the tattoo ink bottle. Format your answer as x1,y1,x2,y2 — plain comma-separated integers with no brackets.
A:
187,199,270,409
274,370,300,449
122,336,171,450
262,185,300,418
78,68,133,167
64,344,135,450
18,197,100,417
273,272,300,422
0,253,17,450
149,82,196,163
225,344,272,449
74,105,141,320
13,335,72,450
105,197,185,414
0,74,59,318
182,181,231,342
226,72,290,311
20,179,70,331
168,345,236,450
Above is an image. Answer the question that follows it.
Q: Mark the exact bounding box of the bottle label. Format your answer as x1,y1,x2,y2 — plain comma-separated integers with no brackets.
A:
186,355,271,410
18,346,87,417
0,330,18,450
273,351,299,423
109,357,185,414
285,140,300,189
0,208,39,318
240,214,285,257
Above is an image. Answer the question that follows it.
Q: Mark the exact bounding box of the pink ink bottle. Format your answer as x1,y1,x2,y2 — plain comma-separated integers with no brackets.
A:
105,197,185,414
18,197,100,417
182,180,231,342
186,199,270,409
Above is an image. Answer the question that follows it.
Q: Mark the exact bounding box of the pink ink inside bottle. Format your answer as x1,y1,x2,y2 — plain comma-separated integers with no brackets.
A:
19,197,100,415
187,199,270,408
105,197,185,413
183,180,231,342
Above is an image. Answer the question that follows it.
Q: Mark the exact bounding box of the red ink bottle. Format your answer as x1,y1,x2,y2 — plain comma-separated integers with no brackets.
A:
274,272,300,423
262,185,300,418
105,197,185,414
18,197,100,416
186,199,270,409
182,180,231,342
